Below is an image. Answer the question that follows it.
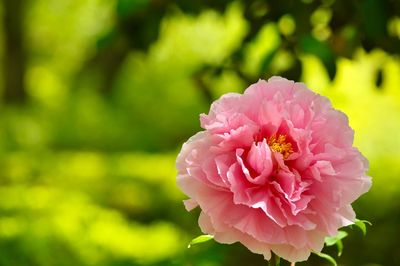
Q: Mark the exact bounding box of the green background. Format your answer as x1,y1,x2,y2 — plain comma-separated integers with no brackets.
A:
0,0,399,265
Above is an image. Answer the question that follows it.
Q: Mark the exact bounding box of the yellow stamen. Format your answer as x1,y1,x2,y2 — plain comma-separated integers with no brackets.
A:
268,134,294,159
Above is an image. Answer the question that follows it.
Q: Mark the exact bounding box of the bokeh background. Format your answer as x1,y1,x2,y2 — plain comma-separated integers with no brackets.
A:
0,0,399,265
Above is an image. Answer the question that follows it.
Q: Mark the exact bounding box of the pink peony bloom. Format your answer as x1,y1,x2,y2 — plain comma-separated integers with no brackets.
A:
176,77,371,262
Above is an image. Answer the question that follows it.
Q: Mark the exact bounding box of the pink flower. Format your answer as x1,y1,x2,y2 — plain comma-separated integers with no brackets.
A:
176,77,371,262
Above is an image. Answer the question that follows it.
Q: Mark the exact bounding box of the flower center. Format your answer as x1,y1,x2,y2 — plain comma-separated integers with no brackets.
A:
267,134,293,159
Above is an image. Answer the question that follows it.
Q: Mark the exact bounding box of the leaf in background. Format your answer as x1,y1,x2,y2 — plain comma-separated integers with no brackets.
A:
300,35,336,80
360,0,388,40
313,252,338,266
354,219,372,236
243,23,281,77
188,234,214,248
117,0,148,18
259,48,279,77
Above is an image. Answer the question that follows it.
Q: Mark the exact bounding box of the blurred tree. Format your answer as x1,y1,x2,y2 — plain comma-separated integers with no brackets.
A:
74,0,400,101
2,0,27,103
0,1,400,266
76,0,169,94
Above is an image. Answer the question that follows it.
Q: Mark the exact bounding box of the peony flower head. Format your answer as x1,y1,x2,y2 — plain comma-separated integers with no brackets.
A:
176,77,371,262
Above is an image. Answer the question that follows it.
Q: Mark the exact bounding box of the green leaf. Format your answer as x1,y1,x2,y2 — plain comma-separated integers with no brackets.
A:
325,230,348,246
325,230,348,257
187,234,214,248
336,239,344,257
268,253,281,266
354,219,372,236
313,252,338,266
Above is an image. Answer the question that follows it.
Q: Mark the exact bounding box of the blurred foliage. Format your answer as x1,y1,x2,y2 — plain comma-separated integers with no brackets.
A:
0,0,399,265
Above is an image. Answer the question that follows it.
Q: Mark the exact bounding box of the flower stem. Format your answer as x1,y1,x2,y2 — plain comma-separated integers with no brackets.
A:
268,253,281,266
